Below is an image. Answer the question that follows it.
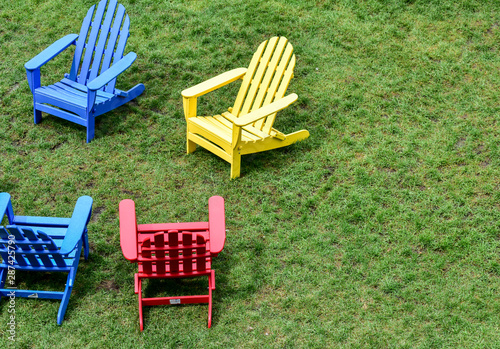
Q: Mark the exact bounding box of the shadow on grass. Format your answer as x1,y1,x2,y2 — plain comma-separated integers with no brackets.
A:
32,103,136,142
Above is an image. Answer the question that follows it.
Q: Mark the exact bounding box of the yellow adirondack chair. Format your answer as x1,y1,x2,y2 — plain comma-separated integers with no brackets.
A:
181,37,310,179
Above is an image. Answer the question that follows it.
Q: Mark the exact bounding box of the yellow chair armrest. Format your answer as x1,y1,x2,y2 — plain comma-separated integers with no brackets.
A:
234,94,298,127
181,68,247,98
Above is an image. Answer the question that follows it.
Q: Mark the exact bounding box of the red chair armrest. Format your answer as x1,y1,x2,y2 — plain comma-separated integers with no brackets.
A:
119,199,138,261
208,196,226,254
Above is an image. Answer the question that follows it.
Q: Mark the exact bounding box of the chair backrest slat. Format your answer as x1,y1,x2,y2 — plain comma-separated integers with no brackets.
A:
181,233,193,274
154,232,166,274
38,231,67,267
262,54,295,133
239,37,279,117
260,45,295,133
0,227,29,266
1,226,68,268
6,227,34,267
141,239,152,274
232,37,295,135
68,0,130,93
19,228,42,267
0,227,9,265
196,235,206,272
232,40,268,117
104,14,130,93
77,0,107,85
69,4,96,80
21,230,53,266
252,37,288,130
87,0,118,83
101,4,126,92
168,230,179,273
6,227,35,266
137,231,209,275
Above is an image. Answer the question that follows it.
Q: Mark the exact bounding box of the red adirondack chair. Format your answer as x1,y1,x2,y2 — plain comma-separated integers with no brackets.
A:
119,196,226,330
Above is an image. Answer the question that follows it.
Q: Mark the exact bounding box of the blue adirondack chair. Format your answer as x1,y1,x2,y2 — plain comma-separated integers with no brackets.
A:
24,0,145,142
0,193,93,325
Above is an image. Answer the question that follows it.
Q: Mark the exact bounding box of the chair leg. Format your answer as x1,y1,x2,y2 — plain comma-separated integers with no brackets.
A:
83,231,89,261
0,269,6,288
230,153,241,179
187,137,197,154
34,108,42,124
86,115,95,143
0,269,6,300
27,70,41,124
57,271,75,325
208,271,214,328
137,278,144,331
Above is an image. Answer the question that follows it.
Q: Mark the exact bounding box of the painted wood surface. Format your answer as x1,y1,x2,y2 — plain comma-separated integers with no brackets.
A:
118,196,226,330
0,193,93,325
24,0,144,142
181,37,309,178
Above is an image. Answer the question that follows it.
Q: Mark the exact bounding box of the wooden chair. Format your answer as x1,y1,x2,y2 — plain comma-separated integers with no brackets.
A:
24,0,145,142
182,36,309,178
0,193,93,325
119,196,226,330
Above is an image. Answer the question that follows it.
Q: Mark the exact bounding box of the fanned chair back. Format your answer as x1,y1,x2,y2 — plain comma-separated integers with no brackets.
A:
138,231,210,276
0,227,70,269
231,37,296,134
69,0,130,93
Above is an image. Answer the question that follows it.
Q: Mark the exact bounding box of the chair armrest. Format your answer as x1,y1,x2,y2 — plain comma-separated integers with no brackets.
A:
24,34,78,71
208,196,226,255
87,52,137,91
119,199,138,261
59,196,93,255
181,68,247,98
0,193,14,224
11,216,71,227
234,94,298,127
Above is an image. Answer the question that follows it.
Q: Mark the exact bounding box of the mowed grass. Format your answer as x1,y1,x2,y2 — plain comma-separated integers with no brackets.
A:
0,0,500,347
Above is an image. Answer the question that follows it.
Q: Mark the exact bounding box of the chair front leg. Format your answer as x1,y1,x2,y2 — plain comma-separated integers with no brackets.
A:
83,230,89,260
26,69,42,124
230,150,241,179
230,124,243,178
86,90,97,143
184,96,198,154
187,132,197,154
57,269,75,325
0,269,6,299
137,278,144,331
208,271,214,328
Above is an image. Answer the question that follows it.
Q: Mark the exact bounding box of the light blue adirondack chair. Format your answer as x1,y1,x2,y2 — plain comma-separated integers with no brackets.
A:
0,193,93,325
24,0,144,142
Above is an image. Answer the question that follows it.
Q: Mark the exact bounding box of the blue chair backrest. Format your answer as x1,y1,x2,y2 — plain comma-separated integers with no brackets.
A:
0,226,68,269
68,0,131,93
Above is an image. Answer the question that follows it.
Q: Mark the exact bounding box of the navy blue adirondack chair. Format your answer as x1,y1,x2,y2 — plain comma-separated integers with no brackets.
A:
0,193,93,325
24,0,145,142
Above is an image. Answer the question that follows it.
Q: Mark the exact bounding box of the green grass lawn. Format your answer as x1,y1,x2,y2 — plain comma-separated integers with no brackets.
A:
1,0,499,347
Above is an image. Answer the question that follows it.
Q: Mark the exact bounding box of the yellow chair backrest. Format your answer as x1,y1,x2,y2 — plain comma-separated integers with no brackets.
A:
232,37,296,135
